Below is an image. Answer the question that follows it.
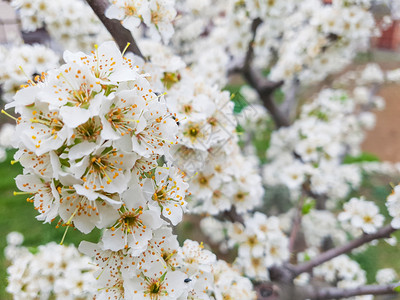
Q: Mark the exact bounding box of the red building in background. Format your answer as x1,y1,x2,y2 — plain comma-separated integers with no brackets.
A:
376,21,400,50
322,0,400,50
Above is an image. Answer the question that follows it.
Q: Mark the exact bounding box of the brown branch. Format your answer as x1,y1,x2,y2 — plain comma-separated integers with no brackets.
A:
306,283,398,300
288,197,304,255
240,18,289,128
242,18,262,73
280,78,299,123
243,70,288,127
254,281,398,300
21,28,51,45
85,0,144,59
220,207,244,224
288,215,302,254
291,224,396,277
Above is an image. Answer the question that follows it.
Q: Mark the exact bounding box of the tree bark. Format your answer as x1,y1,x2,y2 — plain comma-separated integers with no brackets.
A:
291,225,396,277
305,283,398,300
85,0,144,58
240,18,289,128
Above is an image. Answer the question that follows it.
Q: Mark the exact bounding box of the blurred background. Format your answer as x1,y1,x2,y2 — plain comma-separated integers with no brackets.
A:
1,0,400,299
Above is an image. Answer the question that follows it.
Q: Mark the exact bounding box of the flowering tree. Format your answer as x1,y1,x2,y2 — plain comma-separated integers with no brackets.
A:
3,0,400,299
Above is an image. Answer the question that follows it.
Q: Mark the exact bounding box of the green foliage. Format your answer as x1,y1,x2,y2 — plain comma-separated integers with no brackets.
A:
308,109,329,121
343,152,381,164
0,141,399,298
0,150,101,299
345,172,400,284
224,84,275,163
301,198,316,215
273,88,285,104
224,85,249,113
303,252,311,262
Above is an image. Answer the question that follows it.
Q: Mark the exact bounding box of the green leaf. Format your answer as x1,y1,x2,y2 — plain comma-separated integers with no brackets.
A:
343,152,380,164
393,285,400,293
28,246,39,254
302,198,316,215
223,85,247,113
303,252,311,261
160,271,167,282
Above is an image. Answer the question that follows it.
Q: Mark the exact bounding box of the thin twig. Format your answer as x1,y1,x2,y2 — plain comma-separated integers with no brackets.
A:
306,283,398,300
291,224,396,277
288,198,304,255
85,0,144,59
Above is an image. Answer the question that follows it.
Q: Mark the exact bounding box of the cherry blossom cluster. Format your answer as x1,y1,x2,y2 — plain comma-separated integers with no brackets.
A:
263,88,372,204
7,41,178,295
133,39,264,216
201,203,385,283
259,0,377,84
106,0,177,43
171,0,246,85
312,255,369,299
167,0,399,87
238,62,400,152
5,0,400,298
197,184,400,291
80,230,256,299
293,253,399,298
335,63,388,93
286,186,400,294
5,232,97,300
376,268,399,285
294,251,398,299
11,0,110,51
279,208,348,249
103,0,400,231
254,59,400,207
7,41,180,231
199,212,290,281
197,109,398,288
6,41,257,299
167,76,263,215
172,0,225,60
0,44,59,102
386,185,400,229
339,197,385,234
5,229,256,300
228,212,289,280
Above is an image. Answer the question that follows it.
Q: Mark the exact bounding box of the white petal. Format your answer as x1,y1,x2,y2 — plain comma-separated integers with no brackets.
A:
162,204,182,226
122,16,141,31
97,204,119,229
102,228,125,251
391,218,400,229
108,68,139,82
70,156,89,178
60,106,91,128
73,214,97,234
78,241,99,257
141,210,164,229
68,141,97,160
105,5,125,20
